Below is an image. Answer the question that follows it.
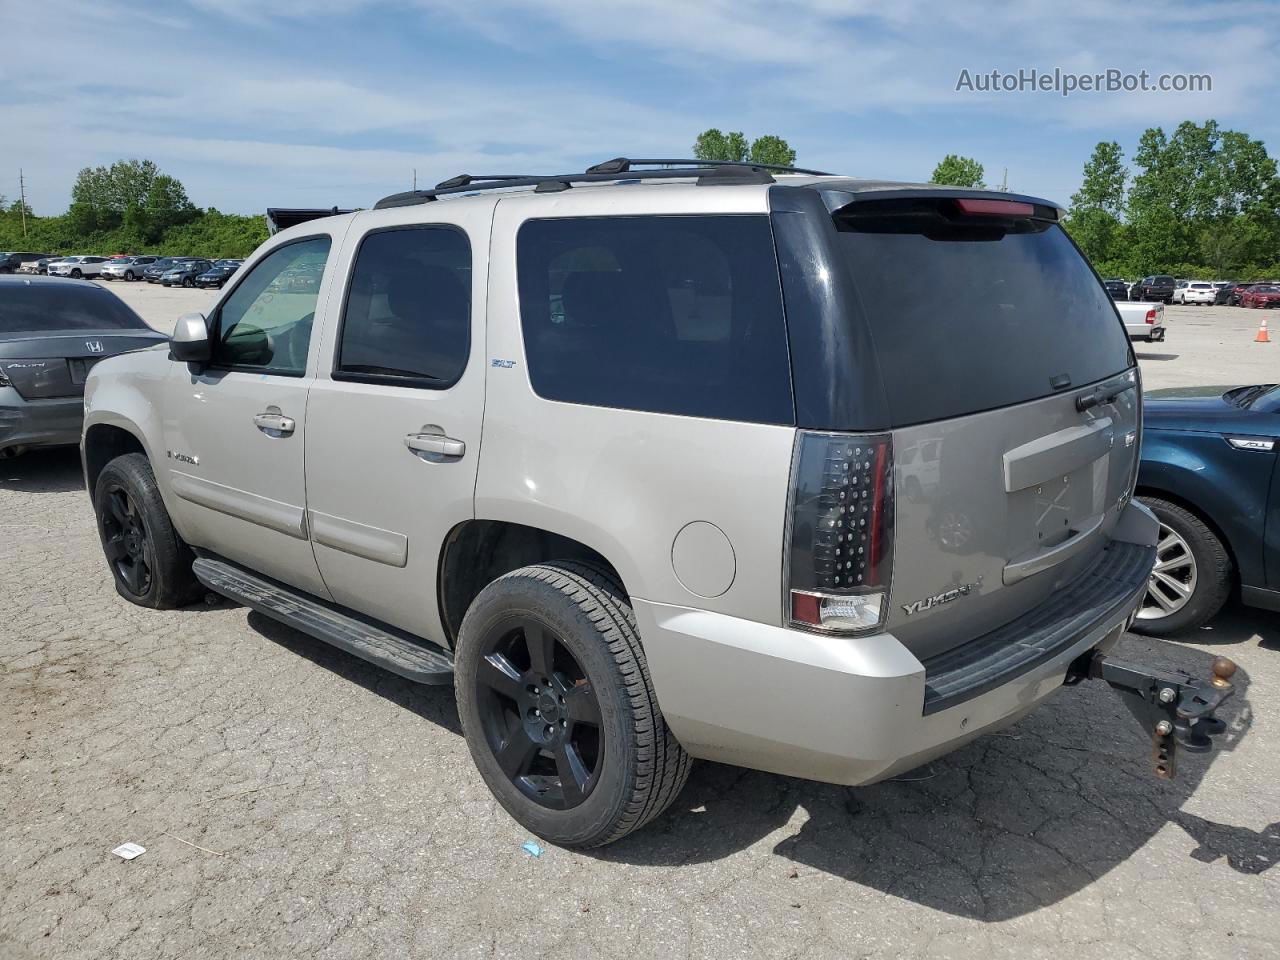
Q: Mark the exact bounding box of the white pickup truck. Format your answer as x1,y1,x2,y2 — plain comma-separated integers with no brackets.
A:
1117,300,1166,342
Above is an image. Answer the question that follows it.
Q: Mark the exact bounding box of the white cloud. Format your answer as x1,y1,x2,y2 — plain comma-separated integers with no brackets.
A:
2,0,1277,214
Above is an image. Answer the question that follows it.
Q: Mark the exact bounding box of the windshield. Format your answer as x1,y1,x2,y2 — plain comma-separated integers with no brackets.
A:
0,283,150,333
833,199,1132,426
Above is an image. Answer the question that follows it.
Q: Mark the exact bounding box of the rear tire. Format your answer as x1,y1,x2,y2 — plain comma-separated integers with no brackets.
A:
1132,497,1232,636
93,453,202,609
455,561,691,847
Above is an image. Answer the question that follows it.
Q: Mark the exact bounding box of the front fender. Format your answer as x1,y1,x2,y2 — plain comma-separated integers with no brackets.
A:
82,349,191,534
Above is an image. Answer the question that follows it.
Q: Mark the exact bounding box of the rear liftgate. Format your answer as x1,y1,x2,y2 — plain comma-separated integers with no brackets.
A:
1067,650,1237,779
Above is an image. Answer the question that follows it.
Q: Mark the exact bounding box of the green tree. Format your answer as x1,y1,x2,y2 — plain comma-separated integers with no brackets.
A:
67,159,196,242
748,135,797,167
930,154,985,188
1066,142,1128,264
693,129,749,163
693,130,797,166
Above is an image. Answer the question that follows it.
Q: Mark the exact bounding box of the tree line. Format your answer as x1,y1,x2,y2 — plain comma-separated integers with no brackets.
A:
8,126,1277,278
931,123,1280,279
0,159,268,259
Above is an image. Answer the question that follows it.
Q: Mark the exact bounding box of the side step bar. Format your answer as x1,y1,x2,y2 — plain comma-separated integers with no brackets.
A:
193,557,454,685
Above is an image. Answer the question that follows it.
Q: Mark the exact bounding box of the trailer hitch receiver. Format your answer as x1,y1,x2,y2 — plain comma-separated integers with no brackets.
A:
1066,651,1236,779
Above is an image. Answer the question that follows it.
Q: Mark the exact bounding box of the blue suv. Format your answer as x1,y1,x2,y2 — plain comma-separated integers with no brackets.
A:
1136,383,1280,633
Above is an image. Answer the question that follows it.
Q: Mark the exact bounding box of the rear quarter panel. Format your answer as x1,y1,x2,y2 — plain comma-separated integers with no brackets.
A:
476,186,796,624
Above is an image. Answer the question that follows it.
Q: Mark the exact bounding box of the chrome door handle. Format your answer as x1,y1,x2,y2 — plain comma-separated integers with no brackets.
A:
253,412,296,435
405,433,465,460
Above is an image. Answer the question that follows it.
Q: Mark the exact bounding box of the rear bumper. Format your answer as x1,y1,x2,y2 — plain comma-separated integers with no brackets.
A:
0,390,84,451
1126,322,1166,341
637,501,1158,786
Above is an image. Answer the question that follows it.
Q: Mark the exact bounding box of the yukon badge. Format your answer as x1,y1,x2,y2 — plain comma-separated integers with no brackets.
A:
903,582,979,616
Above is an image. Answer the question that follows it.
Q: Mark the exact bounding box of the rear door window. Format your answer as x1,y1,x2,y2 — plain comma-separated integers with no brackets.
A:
336,226,471,387
516,215,793,425
834,199,1131,426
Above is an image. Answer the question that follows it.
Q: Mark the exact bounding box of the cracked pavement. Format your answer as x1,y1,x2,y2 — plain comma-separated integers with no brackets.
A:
2,297,1278,959
3,449,1277,960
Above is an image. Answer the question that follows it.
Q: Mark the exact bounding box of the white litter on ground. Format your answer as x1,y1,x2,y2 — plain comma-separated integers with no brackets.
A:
111,842,146,860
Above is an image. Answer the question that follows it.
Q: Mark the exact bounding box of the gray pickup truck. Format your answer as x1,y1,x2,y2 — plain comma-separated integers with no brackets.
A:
81,159,1235,847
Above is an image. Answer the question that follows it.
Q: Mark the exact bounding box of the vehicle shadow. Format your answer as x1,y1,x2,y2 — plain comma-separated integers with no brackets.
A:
243,610,462,735
1183,598,1280,652
0,446,85,494
236,606,1259,921
587,634,1258,920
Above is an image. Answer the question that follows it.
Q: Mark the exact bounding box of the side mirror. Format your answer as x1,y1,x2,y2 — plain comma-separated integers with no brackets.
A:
169,312,211,364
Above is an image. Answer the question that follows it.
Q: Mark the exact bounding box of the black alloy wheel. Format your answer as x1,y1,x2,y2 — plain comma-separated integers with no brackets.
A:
474,616,602,809
99,482,154,597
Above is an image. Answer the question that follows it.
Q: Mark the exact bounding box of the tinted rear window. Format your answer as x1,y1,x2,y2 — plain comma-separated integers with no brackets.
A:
517,215,794,424
833,200,1131,425
0,282,149,333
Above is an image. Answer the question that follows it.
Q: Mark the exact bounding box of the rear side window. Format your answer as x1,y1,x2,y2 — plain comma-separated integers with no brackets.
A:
834,200,1131,425
517,215,794,425
336,226,471,387
0,283,149,333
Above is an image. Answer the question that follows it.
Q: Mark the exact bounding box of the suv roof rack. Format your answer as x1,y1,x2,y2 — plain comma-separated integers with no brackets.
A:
373,157,835,209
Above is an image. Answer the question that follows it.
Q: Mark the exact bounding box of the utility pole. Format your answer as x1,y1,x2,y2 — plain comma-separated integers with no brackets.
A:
413,168,417,191
18,168,28,238
998,167,1008,192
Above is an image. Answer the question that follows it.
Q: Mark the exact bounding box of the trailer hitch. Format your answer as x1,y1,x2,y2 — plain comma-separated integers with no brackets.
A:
1066,650,1237,779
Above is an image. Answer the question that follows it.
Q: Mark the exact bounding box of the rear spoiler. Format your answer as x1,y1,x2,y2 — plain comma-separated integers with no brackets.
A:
813,185,1066,223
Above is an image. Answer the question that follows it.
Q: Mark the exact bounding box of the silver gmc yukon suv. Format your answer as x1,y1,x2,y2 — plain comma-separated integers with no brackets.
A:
82,159,1237,847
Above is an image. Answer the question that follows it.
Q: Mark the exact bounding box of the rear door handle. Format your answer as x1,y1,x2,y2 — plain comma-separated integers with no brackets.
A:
405,433,465,460
253,412,296,436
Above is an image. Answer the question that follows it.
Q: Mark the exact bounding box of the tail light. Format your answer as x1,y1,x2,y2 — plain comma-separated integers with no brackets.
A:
785,431,894,634
1145,309,1157,325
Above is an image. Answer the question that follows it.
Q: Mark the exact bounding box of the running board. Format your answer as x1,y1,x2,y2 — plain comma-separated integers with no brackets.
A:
192,557,454,685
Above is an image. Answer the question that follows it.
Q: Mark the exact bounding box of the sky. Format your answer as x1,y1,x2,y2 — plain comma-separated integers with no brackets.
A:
3,0,1279,216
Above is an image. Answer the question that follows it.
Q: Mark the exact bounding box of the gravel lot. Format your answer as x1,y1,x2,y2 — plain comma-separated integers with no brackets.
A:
2,285,1278,959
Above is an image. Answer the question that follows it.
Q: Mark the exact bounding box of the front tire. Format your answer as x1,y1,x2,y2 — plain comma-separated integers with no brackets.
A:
1132,497,1232,636
455,561,691,848
182,276,194,288
125,270,135,281
93,453,202,609
71,269,82,279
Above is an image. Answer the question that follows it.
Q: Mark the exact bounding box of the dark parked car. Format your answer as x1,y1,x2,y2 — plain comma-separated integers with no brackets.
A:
1240,284,1280,308
0,252,54,274
1103,279,1129,300
1135,383,1280,634
1221,281,1265,306
160,259,213,287
0,276,166,457
142,257,192,283
1130,275,1176,303
1213,281,1241,305
195,261,242,289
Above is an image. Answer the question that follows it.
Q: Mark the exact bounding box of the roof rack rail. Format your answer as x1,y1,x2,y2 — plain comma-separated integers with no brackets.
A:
585,157,833,176
372,157,835,209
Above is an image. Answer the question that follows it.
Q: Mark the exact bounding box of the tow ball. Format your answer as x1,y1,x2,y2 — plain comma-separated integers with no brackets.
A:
1066,651,1237,779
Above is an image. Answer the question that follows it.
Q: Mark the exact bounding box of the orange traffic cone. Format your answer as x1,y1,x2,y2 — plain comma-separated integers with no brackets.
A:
1256,317,1271,343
